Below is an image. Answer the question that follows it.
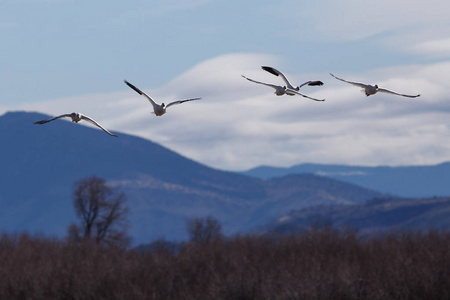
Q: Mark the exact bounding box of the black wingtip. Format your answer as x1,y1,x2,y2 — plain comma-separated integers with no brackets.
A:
308,81,324,86
124,80,143,95
261,66,279,76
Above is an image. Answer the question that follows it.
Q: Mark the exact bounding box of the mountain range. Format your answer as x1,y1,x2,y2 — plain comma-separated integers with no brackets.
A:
242,162,450,198
0,111,384,245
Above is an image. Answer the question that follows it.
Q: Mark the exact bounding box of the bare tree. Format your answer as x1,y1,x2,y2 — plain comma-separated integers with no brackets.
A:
187,216,223,243
68,176,130,247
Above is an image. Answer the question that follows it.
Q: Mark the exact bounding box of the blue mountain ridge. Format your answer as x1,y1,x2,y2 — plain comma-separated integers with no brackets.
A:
242,162,450,198
0,111,383,244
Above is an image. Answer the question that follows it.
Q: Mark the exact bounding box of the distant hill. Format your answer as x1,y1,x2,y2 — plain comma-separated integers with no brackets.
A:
261,196,450,235
242,162,450,198
0,111,384,244
248,174,385,228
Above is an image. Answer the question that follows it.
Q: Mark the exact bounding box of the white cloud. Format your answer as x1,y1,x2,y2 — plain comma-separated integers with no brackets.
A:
3,54,450,171
409,38,450,59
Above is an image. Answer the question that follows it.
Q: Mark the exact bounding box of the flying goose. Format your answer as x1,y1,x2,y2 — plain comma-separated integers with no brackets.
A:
262,66,324,91
242,67,325,102
124,80,201,116
330,73,420,98
34,112,117,137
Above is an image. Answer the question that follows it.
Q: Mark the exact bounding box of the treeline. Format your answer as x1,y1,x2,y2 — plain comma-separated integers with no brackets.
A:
0,229,449,300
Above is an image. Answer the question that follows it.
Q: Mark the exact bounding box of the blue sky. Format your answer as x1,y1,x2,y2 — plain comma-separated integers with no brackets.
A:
2,0,450,170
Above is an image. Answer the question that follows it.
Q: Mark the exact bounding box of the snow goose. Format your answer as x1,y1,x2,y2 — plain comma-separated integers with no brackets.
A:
262,66,324,91
330,73,420,98
242,68,325,102
124,80,201,116
34,112,117,137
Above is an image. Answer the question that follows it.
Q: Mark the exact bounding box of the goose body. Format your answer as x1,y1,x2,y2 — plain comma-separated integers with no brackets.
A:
241,75,288,96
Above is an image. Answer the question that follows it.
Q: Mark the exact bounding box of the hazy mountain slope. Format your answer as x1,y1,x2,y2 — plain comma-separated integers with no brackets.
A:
0,111,384,244
246,174,383,228
263,197,450,235
242,163,450,198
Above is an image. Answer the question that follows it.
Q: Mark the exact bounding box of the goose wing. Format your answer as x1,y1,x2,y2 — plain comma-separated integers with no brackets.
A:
34,113,72,124
298,80,324,88
242,75,281,90
124,80,159,109
287,88,325,102
166,97,201,109
80,115,117,137
262,66,294,89
330,73,368,88
377,88,420,98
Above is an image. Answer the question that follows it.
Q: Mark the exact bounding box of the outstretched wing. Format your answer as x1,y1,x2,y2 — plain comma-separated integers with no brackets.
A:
298,80,324,88
330,73,368,88
377,88,420,98
166,97,202,109
287,88,325,102
124,80,159,109
262,66,294,89
242,75,281,90
34,114,72,124
80,115,118,137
